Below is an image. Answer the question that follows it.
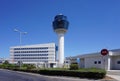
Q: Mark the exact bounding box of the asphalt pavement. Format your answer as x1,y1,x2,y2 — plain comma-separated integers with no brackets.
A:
0,69,115,81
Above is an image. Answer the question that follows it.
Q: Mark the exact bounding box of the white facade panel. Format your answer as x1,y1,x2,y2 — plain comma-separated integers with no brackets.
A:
111,56,120,70
84,56,103,69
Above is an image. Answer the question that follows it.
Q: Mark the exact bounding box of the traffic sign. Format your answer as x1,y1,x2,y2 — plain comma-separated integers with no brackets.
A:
101,49,109,56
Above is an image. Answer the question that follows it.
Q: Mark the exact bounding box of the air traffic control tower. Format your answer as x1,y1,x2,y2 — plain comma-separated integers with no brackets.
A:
52,14,69,67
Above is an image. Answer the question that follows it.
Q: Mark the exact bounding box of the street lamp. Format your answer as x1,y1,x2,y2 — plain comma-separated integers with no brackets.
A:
14,29,27,68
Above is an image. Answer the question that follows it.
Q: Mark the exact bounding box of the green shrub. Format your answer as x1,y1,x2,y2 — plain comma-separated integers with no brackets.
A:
70,63,79,70
3,60,9,65
21,64,36,70
39,69,106,79
0,63,20,70
8,64,19,70
4,64,106,79
11,68,106,79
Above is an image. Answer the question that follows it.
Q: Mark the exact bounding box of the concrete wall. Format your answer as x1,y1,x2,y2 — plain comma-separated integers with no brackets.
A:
111,56,120,70
84,56,108,69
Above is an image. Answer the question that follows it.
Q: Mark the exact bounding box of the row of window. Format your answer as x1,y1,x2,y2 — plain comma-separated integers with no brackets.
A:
94,61,120,64
14,47,48,50
14,57,48,59
14,54,48,56
94,61,101,64
14,51,48,53
14,60,48,62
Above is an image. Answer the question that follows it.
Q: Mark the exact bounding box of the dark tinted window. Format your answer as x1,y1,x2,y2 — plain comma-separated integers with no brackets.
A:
98,61,101,64
117,61,120,64
94,61,97,64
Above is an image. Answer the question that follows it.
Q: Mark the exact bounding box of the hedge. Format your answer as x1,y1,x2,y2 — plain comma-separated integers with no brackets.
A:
12,69,39,73
39,69,106,79
11,69,106,79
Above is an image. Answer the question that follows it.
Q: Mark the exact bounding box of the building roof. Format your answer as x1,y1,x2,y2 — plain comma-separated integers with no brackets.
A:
10,43,55,48
109,49,120,52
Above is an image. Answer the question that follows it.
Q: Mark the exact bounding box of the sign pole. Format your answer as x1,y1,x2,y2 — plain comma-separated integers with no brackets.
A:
101,49,109,70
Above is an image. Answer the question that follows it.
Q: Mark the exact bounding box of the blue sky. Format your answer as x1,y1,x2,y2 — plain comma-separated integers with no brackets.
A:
0,0,120,58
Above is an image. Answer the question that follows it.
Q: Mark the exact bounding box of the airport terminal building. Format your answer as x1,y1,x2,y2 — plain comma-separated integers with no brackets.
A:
10,43,57,68
69,49,120,70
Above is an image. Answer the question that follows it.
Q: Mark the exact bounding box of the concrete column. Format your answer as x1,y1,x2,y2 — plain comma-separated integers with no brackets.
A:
107,56,111,70
58,33,64,67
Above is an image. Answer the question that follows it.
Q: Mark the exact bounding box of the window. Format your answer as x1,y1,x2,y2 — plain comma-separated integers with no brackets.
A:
117,61,120,64
94,61,97,64
98,61,101,64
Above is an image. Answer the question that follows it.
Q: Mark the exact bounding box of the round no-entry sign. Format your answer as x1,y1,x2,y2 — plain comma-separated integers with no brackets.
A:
101,49,109,56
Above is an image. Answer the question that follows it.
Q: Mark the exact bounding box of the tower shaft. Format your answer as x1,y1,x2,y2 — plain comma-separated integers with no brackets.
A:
58,33,64,67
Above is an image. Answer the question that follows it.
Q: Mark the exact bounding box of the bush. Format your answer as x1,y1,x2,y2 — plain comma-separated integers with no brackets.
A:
8,64,19,70
3,60,9,65
1,63,106,79
21,64,36,70
0,63,19,70
39,69,106,79
70,63,79,70
10,68,106,79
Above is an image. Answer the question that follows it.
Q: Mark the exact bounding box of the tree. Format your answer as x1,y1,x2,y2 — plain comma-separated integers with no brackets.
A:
70,63,79,70
3,60,9,65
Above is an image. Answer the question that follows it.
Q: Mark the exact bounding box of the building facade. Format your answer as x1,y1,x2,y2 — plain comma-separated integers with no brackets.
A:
10,43,57,68
68,49,120,70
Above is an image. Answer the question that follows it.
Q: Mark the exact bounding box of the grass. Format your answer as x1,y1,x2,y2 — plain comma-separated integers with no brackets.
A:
77,68,106,72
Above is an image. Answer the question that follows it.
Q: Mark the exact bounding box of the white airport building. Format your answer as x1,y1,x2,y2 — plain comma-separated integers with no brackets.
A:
10,43,57,68
69,49,120,70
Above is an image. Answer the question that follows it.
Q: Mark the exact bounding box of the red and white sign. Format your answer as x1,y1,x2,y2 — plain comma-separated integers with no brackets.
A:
101,49,109,56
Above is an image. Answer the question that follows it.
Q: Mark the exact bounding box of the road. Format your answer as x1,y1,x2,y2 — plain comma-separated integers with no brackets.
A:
0,69,112,81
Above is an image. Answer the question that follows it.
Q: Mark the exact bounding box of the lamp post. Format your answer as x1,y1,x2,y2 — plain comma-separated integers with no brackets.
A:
14,29,27,68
